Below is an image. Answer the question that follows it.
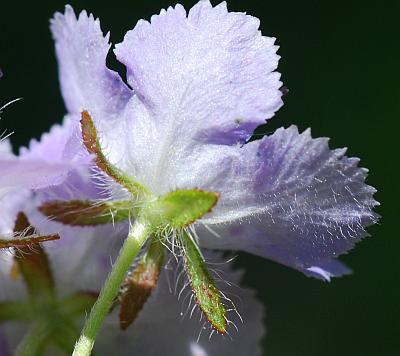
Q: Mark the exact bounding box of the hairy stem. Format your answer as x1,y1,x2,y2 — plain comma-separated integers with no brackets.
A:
72,220,151,356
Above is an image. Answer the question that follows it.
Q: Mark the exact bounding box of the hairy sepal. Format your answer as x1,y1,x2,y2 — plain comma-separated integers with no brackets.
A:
0,233,59,248
179,231,227,333
39,199,134,226
143,189,219,229
119,238,164,330
13,212,55,301
81,110,148,197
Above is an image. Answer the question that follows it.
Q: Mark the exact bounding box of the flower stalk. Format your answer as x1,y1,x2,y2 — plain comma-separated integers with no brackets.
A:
72,220,151,356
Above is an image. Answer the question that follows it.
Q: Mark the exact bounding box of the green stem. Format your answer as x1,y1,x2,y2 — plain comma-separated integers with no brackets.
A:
72,220,151,356
15,318,51,356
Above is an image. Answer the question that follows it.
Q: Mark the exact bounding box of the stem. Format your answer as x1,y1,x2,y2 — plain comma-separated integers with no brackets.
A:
15,318,51,356
72,220,151,356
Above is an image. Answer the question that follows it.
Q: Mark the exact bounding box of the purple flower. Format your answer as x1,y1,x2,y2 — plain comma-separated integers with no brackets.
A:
0,1,380,354
0,118,265,355
49,1,378,281
0,93,87,235
0,125,87,202
0,118,116,293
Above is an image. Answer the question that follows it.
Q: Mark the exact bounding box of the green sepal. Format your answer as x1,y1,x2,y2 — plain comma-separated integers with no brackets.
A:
143,189,219,229
0,301,32,321
81,110,149,197
179,231,227,333
13,212,55,302
39,199,134,226
0,233,59,249
118,237,164,330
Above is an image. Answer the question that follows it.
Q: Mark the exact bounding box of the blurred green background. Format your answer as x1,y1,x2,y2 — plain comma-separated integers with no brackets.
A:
0,0,398,355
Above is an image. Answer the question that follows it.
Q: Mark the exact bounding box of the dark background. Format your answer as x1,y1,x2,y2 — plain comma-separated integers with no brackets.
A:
1,0,398,355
